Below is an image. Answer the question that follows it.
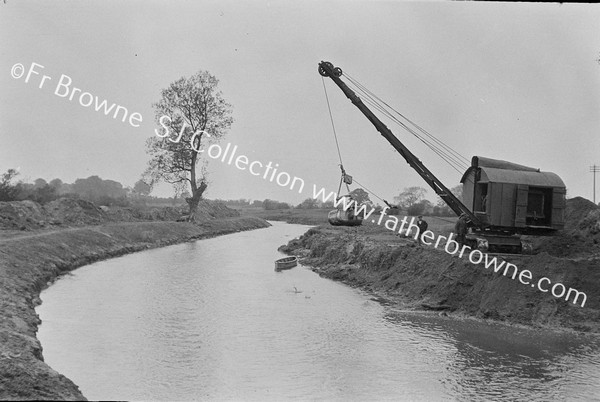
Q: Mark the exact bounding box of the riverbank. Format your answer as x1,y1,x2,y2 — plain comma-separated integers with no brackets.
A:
279,198,600,334
237,207,331,226
0,216,270,400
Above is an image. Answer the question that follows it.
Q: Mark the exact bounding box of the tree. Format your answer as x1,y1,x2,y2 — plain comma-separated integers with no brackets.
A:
49,178,63,190
408,199,433,216
320,200,334,209
296,198,319,209
71,175,128,206
0,169,20,201
393,186,427,210
27,184,57,204
144,70,233,221
33,178,48,189
133,180,152,196
348,188,372,207
263,199,290,210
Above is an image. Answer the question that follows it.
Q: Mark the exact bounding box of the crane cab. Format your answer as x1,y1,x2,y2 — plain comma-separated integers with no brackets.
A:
461,156,566,235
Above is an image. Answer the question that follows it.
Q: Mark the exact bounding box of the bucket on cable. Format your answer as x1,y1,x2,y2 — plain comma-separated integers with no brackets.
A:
328,195,363,227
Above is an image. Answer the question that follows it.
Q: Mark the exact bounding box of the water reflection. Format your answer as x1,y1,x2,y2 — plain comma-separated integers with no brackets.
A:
383,311,600,400
37,222,600,401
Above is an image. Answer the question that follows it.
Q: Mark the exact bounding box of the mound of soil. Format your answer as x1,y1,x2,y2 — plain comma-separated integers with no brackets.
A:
45,198,108,226
0,198,240,230
195,199,240,219
533,197,600,257
0,200,48,230
102,206,185,222
564,197,598,230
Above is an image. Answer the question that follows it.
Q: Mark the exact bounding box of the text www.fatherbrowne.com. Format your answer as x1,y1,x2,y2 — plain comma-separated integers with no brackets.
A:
311,186,588,308
12,59,583,309
154,126,587,309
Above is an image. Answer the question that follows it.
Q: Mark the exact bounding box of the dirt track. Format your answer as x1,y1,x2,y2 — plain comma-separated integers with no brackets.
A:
0,217,270,401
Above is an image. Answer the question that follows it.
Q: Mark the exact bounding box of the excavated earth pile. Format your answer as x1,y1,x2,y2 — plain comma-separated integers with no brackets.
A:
0,198,241,230
531,197,600,258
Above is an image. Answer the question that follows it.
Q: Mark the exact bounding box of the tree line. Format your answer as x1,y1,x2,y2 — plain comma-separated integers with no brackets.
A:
216,185,463,217
0,169,184,207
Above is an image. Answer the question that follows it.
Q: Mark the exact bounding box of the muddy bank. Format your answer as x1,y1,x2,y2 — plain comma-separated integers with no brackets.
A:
0,216,269,400
281,226,600,333
0,198,240,231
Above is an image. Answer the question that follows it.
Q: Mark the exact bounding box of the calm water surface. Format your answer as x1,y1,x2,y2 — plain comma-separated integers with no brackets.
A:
36,222,600,401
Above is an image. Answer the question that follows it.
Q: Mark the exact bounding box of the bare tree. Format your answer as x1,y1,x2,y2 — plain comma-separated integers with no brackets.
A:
144,71,233,221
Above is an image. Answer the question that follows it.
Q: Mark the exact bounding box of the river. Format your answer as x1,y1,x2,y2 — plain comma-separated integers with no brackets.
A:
36,221,600,401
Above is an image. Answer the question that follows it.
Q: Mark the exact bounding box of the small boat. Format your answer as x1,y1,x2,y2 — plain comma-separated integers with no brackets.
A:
275,256,298,271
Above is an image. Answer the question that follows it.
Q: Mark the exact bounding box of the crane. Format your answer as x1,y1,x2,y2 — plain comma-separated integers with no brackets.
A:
318,61,566,253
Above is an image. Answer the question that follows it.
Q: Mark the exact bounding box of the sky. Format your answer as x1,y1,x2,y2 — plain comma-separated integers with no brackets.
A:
1,0,599,205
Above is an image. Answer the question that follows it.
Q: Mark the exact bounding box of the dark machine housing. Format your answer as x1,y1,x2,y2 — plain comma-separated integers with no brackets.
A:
461,156,566,235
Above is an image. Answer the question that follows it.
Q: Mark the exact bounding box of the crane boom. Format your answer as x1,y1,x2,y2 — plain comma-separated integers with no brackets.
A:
318,61,481,226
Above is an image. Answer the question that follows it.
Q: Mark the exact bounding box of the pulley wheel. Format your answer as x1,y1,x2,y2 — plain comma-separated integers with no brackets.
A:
318,62,334,77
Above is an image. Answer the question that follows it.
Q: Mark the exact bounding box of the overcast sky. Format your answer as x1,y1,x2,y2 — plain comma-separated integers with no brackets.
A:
2,1,599,205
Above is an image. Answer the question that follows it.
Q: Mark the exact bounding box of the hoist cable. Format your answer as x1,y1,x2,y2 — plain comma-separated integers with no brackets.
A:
344,73,470,171
349,78,469,172
350,176,388,205
321,69,473,211
351,85,475,186
344,72,470,166
359,83,470,168
344,78,468,172
357,94,467,176
321,76,344,167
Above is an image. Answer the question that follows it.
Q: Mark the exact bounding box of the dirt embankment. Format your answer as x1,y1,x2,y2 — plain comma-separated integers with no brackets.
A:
280,197,600,333
0,215,269,400
0,198,240,231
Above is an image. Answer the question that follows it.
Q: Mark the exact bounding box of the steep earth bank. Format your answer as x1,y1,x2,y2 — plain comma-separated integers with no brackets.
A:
0,216,269,400
0,198,239,231
280,197,600,334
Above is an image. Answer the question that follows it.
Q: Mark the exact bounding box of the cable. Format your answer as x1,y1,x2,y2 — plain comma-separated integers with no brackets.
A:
351,176,388,204
348,81,467,172
343,72,471,173
345,72,470,166
321,76,344,167
353,80,468,172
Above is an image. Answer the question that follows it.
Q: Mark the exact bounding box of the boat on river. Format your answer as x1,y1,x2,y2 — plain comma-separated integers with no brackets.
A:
275,256,298,271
